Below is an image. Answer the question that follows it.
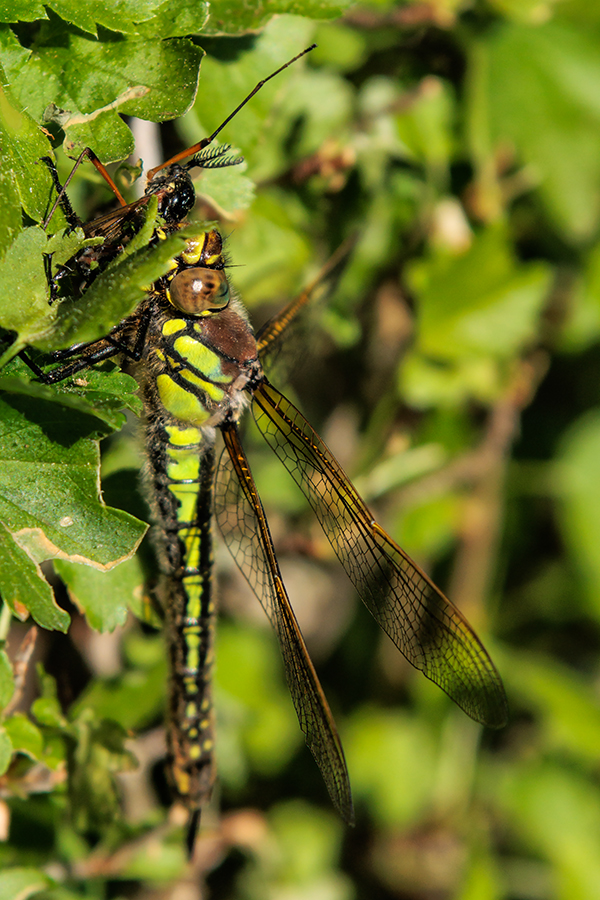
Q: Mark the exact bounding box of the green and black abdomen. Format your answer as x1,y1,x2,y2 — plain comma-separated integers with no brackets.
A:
139,229,260,809
145,410,217,806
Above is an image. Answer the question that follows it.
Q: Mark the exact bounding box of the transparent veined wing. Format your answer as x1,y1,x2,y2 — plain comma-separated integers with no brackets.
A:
216,420,354,823
252,380,508,729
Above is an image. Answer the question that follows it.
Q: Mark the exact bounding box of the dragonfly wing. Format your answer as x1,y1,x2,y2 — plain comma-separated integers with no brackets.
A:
252,381,508,729
215,421,354,824
256,240,354,360
83,196,148,241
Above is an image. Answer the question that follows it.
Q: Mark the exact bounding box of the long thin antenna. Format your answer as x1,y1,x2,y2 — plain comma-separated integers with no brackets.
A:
146,44,317,180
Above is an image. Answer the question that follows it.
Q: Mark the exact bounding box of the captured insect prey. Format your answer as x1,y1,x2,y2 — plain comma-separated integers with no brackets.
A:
12,46,507,854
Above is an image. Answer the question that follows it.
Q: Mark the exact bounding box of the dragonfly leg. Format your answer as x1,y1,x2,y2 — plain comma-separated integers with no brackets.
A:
19,304,151,385
40,156,81,231
19,341,124,384
43,148,127,230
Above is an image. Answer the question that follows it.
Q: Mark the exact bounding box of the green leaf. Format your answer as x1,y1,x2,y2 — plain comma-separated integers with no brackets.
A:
0,392,147,628
0,724,12,774
0,59,57,230
43,0,99,33
196,162,255,218
0,6,47,24
400,222,551,408
72,632,166,731
555,409,600,617
501,649,600,765
269,801,344,881
485,21,600,239
188,17,318,175
203,0,354,35
344,707,437,828
0,649,14,711
3,29,202,161
0,228,58,348
216,622,300,779
560,242,600,351
487,0,556,24
407,226,550,362
55,553,145,632
311,21,368,73
0,367,142,430
135,0,209,38
31,699,65,731
32,666,68,729
43,0,178,36
0,72,25,252
0,522,68,631
69,711,137,834
4,712,44,759
393,491,460,561
226,192,312,306
493,762,600,899
394,76,454,176
0,225,104,355
400,353,501,408
0,162,21,258
456,852,503,900
0,868,51,900
0,204,180,372
1,1,201,36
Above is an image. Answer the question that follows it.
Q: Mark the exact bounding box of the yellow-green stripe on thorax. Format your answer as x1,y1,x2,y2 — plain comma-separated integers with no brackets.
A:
151,230,235,429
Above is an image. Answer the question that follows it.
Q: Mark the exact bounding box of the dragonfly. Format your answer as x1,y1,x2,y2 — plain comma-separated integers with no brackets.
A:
23,48,508,851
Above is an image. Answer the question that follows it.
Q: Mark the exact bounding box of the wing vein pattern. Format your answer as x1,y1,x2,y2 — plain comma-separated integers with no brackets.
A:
216,421,354,823
252,380,508,729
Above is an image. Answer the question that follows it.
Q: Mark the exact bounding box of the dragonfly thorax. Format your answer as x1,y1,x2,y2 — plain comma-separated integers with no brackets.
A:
145,229,260,431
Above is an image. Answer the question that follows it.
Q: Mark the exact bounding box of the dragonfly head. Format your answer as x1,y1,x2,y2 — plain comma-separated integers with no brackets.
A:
164,229,229,315
168,267,230,316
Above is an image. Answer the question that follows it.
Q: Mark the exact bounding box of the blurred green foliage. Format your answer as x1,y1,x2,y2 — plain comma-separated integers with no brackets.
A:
1,0,600,898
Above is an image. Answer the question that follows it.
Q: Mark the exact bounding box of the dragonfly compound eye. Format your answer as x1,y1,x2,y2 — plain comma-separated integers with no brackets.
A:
169,267,230,315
